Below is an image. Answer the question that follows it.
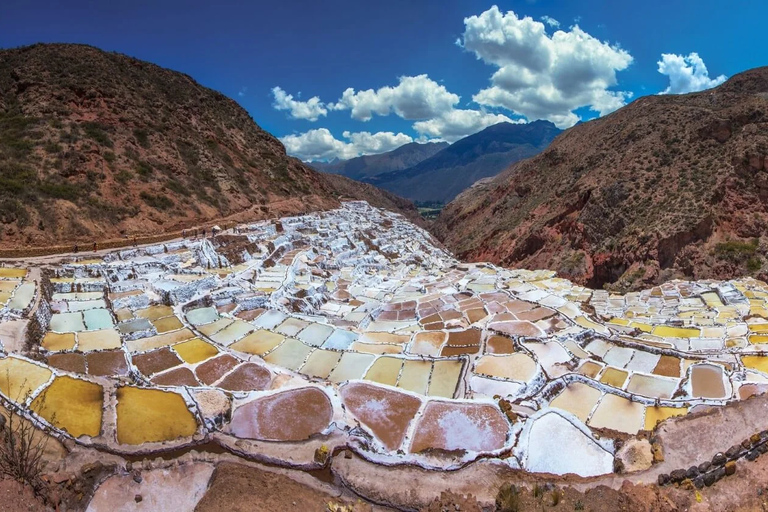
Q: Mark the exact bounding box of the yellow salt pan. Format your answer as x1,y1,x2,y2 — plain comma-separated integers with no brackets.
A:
364,357,403,386
0,357,52,402
0,268,27,279
152,316,184,334
550,383,602,422
644,406,687,431
31,376,102,438
173,338,219,364
230,330,285,356
42,332,76,352
116,387,197,444
651,325,700,338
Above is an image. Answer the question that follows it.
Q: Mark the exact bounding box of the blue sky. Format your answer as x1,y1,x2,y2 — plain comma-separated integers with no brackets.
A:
1,0,765,161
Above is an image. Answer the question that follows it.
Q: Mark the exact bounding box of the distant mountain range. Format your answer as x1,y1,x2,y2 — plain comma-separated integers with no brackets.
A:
312,121,561,203
433,67,768,291
311,141,448,181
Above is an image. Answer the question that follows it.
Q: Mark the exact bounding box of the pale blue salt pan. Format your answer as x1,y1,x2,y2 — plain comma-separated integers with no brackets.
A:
7,283,35,311
253,310,287,330
186,307,219,326
50,312,86,333
68,299,107,312
83,308,115,331
297,323,334,347
322,329,358,350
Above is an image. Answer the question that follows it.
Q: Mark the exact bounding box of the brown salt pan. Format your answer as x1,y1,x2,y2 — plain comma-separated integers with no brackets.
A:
229,387,333,441
441,345,480,357
196,354,240,385
132,348,183,377
410,401,509,453
48,353,86,374
340,381,422,451
653,355,682,378
691,364,727,398
152,367,201,387
485,335,515,354
446,329,482,347
217,363,272,391
86,350,129,376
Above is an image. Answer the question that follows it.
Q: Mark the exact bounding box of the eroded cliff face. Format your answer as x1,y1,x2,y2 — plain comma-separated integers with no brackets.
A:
433,67,768,291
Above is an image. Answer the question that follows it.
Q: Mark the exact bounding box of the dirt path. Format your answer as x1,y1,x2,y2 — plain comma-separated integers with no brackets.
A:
0,196,332,261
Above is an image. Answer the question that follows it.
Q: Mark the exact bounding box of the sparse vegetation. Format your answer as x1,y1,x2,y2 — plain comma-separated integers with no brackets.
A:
140,191,174,210
0,375,51,498
133,127,150,148
81,121,113,148
495,483,520,512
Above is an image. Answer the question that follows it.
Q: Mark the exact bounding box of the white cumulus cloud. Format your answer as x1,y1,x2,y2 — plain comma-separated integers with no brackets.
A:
459,6,633,128
271,86,328,122
329,74,460,121
280,129,414,161
657,53,726,95
540,15,560,28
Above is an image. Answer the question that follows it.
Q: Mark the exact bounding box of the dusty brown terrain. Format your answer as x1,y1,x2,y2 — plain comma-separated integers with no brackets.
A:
433,67,768,291
0,43,421,250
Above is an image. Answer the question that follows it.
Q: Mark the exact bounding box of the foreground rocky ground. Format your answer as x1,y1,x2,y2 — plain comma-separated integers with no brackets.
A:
1,201,768,511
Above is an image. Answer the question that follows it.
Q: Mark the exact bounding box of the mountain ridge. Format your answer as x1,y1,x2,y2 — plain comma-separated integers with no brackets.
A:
0,43,422,248
433,67,768,290
310,141,448,181
367,120,561,203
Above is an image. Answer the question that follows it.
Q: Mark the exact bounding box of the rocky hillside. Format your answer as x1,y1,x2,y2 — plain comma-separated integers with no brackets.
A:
433,68,768,290
311,141,448,181
368,121,561,203
0,43,419,248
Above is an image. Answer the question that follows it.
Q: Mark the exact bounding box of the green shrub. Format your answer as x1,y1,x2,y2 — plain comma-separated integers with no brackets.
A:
140,191,173,210
164,179,189,195
103,151,116,163
133,128,150,148
81,121,113,148
37,180,81,201
714,239,759,263
135,160,153,178
495,483,520,512
43,141,62,154
115,170,133,183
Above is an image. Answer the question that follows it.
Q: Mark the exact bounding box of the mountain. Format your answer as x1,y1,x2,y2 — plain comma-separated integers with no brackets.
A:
367,120,561,203
433,68,768,291
311,141,448,181
0,43,421,249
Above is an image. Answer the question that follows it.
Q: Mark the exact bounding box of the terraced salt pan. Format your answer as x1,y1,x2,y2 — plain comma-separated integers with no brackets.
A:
7,283,35,311
588,394,645,434
31,376,103,438
116,387,197,444
521,411,613,477
409,401,509,453
264,338,313,370
549,383,602,422
186,307,219,326
230,330,284,355
340,382,422,450
229,387,332,441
